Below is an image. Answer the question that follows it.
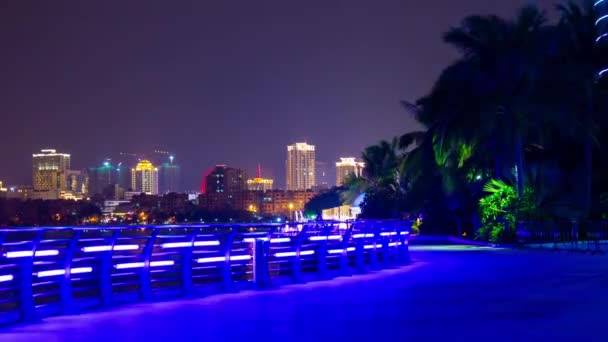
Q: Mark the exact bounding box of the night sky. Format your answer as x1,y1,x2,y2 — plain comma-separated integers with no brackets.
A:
1,0,555,190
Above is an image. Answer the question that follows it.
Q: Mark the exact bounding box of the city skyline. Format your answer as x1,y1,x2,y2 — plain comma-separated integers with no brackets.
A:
5,145,367,192
0,0,556,190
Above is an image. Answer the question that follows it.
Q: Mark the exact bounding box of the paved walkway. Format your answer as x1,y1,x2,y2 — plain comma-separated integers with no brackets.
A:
2,245,608,341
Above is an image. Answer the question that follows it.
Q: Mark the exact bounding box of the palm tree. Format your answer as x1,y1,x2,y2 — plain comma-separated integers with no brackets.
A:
442,5,552,198
557,0,601,216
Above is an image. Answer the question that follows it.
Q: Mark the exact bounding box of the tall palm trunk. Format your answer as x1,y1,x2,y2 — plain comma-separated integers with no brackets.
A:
583,84,593,217
514,130,525,198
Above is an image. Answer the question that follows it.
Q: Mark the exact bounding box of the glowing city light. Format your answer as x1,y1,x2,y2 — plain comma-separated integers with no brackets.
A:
380,232,397,236
270,238,291,243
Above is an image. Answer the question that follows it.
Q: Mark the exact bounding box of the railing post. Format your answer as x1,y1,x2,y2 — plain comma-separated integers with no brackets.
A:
222,230,235,292
99,230,119,308
339,225,353,276
370,226,380,270
291,226,306,283
19,230,42,322
60,229,81,314
396,222,409,265
253,238,270,289
181,228,200,297
354,225,365,273
139,228,159,301
381,238,390,268
571,221,579,252
18,257,35,322
317,239,328,280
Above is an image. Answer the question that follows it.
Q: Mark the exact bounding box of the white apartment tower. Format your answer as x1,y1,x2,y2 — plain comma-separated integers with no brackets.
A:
286,142,316,190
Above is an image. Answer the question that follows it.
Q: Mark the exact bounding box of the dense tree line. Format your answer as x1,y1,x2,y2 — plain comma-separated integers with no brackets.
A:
345,1,608,241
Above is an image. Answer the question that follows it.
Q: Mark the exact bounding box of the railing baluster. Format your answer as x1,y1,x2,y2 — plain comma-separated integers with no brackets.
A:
18,230,42,322
60,229,80,314
139,228,159,301
181,227,200,297
0,220,411,326
100,230,120,308
222,228,235,292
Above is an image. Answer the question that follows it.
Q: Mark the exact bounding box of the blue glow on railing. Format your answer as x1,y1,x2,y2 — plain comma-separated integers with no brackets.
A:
197,256,226,263
37,269,65,277
71,267,93,274
230,255,252,261
0,274,14,282
599,68,608,77
274,250,315,258
82,246,112,252
82,244,139,252
163,241,221,248
327,247,356,254
596,33,608,43
196,255,251,263
193,240,221,247
150,260,174,267
270,238,291,243
4,250,59,258
309,235,342,241
113,245,140,251
595,0,606,8
364,244,382,249
115,262,145,269
162,242,192,248
37,267,93,278
244,238,269,243
352,233,375,239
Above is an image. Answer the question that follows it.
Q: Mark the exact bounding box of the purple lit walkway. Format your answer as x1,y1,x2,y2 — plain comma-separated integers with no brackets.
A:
2,246,608,341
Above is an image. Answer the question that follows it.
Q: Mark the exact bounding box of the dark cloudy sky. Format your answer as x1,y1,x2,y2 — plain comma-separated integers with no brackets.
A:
0,0,555,190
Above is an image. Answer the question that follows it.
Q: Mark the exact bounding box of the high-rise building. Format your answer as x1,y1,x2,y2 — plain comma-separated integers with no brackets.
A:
314,161,330,191
88,159,116,195
159,155,181,194
286,142,315,190
131,160,159,195
336,157,365,186
246,164,274,191
32,149,70,191
66,169,88,195
200,165,246,194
